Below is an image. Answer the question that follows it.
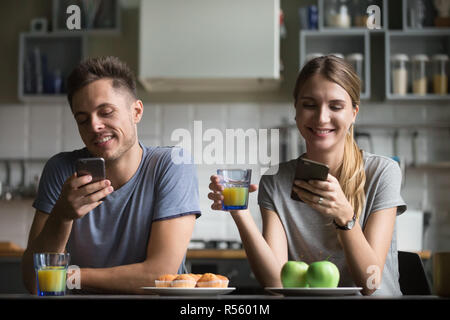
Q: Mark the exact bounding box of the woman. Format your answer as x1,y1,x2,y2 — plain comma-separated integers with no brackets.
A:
208,55,406,296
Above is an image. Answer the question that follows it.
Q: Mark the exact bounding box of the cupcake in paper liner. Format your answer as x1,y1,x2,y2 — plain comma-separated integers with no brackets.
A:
189,273,202,282
171,274,196,288
196,273,222,288
155,274,177,287
216,274,230,288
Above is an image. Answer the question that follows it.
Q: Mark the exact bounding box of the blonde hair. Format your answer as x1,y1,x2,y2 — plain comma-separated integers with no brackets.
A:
293,55,366,220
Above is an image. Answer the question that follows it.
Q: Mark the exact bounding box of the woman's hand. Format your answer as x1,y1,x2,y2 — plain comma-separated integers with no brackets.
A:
293,174,354,225
208,175,258,212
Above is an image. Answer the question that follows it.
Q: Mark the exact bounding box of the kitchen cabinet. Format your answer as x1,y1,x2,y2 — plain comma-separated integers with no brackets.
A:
300,0,449,101
318,0,388,31
385,30,450,100
138,0,280,92
300,29,371,99
17,0,121,102
299,0,388,100
18,33,86,103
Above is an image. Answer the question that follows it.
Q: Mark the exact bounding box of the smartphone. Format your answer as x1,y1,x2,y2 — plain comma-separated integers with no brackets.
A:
76,158,106,183
291,158,329,202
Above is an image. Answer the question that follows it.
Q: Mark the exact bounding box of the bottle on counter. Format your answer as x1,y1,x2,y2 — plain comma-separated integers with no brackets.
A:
411,54,429,96
432,54,448,95
391,54,410,95
346,53,364,91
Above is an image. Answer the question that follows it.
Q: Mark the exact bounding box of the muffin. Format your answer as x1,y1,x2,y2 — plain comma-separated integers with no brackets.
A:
216,275,229,288
189,273,202,282
171,274,196,288
196,273,222,288
155,274,177,287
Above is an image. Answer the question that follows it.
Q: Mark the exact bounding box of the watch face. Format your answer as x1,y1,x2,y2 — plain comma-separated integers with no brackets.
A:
347,219,355,230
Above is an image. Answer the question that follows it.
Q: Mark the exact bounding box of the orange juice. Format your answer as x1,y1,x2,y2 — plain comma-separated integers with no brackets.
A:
222,187,248,210
37,266,66,295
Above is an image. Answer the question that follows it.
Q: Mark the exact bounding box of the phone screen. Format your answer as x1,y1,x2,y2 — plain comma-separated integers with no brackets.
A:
76,158,106,183
291,158,329,202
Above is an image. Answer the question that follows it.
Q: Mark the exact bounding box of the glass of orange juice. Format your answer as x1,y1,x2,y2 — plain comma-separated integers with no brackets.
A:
217,169,251,210
33,253,70,296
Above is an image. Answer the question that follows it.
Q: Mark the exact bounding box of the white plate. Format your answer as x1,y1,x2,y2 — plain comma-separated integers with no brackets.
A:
140,287,236,296
265,287,362,296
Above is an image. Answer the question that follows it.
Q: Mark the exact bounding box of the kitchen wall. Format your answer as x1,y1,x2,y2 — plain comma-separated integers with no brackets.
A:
0,1,449,252
1,100,450,252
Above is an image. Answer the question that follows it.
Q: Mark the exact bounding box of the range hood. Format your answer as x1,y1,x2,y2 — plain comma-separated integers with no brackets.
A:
138,0,280,92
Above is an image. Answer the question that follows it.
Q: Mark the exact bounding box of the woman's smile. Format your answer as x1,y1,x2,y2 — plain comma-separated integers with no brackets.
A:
308,127,336,137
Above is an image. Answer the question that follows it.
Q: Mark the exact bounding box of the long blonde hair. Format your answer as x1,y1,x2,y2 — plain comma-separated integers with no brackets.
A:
293,55,366,220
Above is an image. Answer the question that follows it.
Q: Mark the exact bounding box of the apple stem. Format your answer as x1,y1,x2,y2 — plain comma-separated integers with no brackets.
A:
325,254,332,261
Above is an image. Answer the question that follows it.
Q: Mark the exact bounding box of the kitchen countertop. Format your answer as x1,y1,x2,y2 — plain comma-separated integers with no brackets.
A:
0,241,433,260
186,249,433,260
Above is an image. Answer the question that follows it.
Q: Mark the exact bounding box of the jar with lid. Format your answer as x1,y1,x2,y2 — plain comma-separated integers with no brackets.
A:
326,0,351,28
352,0,373,27
346,53,364,91
432,54,448,95
411,54,429,95
391,54,410,95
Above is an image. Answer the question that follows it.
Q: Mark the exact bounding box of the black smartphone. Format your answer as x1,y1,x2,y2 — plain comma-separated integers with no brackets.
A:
291,158,329,202
76,158,106,183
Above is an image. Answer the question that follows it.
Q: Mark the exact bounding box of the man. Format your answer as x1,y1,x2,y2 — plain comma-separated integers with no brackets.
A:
22,56,200,294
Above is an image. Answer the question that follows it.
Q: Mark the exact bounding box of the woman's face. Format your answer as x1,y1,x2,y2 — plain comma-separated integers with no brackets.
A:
295,73,358,153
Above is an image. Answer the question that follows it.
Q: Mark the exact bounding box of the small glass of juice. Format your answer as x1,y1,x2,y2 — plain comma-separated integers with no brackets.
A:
33,253,70,296
217,169,252,210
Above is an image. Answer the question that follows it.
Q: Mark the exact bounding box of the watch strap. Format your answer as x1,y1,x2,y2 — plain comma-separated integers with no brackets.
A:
333,213,356,230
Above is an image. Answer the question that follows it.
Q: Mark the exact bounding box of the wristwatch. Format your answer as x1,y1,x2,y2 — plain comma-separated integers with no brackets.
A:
333,213,356,230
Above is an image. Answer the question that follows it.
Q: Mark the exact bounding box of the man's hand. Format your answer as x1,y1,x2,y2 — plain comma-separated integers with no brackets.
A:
52,173,114,221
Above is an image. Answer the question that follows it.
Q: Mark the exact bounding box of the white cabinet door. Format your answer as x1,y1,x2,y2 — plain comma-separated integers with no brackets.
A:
139,0,280,90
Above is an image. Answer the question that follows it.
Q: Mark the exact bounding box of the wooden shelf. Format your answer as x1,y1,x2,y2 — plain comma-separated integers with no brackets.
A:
0,242,25,257
186,249,246,260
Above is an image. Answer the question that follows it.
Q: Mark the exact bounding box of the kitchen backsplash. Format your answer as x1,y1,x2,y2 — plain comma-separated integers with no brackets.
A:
0,101,449,251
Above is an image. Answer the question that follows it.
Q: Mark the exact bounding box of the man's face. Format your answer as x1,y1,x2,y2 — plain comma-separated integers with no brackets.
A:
71,78,142,161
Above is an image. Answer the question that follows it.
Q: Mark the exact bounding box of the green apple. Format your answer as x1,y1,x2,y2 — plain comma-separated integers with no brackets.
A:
280,261,309,288
306,261,340,288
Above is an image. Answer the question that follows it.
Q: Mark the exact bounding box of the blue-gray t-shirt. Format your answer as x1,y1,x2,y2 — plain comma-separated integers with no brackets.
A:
33,143,201,272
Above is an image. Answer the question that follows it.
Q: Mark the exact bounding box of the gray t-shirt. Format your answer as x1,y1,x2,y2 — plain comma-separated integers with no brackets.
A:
33,143,201,272
258,151,407,296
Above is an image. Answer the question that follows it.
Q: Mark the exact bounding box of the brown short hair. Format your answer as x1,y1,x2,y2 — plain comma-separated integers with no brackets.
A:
67,56,137,107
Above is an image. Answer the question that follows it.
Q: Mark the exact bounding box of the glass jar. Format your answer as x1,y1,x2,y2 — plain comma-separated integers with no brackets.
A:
346,53,364,91
391,54,410,95
335,0,351,28
411,54,429,95
326,0,351,28
432,54,448,95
